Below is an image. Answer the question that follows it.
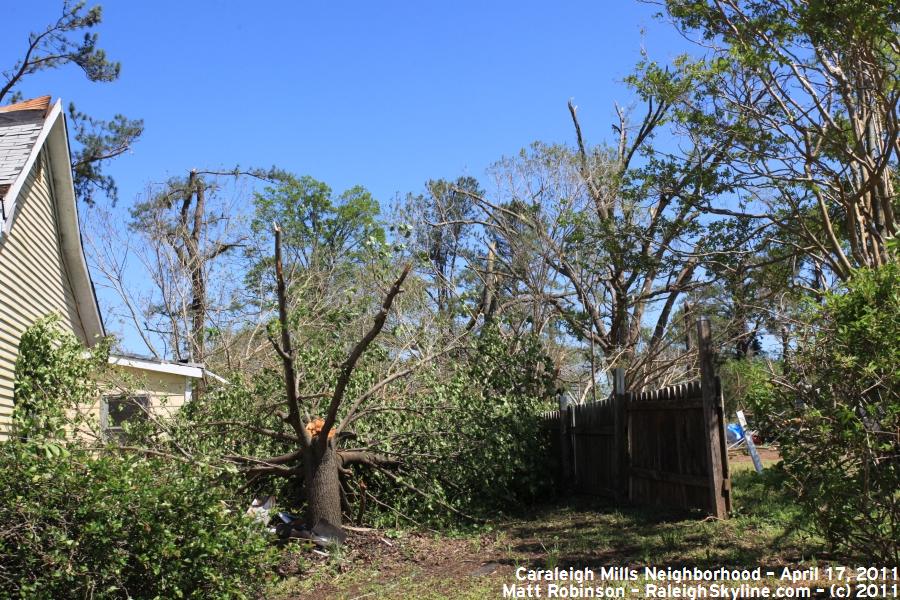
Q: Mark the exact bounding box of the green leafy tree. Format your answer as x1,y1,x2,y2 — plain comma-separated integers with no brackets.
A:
682,214,806,360
247,175,384,295
660,0,899,278
128,217,559,532
752,264,899,562
68,105,144,204
133,322,558,529
473,105,732,389
404,177,481,324
354,325,558,526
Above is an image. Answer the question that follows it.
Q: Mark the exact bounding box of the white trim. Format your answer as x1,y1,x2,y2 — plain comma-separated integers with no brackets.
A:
184,377,193,403
46,105,106,342
204,369,229,385
108,354,204,379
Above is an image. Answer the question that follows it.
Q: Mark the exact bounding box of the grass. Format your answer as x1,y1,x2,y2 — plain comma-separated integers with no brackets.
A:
271,568,501,600
494,464,816,572
270,461,825,599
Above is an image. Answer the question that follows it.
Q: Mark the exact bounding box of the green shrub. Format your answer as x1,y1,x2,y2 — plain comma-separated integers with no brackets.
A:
718,358,777,423
753,264,899,563
0,317,277,598
0,443,275,599
13,314,110,440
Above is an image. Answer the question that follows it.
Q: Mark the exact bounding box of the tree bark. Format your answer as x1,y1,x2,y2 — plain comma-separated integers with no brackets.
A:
188,171,207,365
304,439,343,530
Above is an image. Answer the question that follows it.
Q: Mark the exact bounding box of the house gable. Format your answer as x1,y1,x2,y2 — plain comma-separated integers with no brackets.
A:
0,97,105,438
0,97,211,441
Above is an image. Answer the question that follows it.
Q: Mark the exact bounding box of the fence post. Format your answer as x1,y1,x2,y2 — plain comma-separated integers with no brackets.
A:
697,318,728,519
557,394,569,491
567,404,577,489
612,367,628,502
717,377,733,513
559,401,573,490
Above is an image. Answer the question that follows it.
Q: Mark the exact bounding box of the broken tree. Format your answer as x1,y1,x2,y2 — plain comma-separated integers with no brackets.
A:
245,224,411,531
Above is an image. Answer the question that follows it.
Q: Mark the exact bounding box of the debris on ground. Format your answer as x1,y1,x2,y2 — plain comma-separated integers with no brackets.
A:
246,496,275,525
275,515,347,547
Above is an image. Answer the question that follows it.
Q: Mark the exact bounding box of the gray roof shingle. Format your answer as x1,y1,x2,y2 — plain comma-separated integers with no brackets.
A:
0,109,44,185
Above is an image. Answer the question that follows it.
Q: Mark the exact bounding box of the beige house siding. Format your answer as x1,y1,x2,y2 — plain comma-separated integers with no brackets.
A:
0,149,88,439
107,365,191,407
71,365,193,439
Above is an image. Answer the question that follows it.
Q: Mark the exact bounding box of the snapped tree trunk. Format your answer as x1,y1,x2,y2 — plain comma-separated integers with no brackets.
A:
267,226,412,533
303,440,342,530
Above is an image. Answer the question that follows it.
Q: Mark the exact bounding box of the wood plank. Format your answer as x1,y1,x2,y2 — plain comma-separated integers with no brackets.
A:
571,426,613,436
626,400,704,411
698,318,728,519
629,466,710,488
716,377,732,513
613,368,628,502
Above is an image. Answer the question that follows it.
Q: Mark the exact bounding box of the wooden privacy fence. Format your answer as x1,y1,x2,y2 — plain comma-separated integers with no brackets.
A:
543,319,731,518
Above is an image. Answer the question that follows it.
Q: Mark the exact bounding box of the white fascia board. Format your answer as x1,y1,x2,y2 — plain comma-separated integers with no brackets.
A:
46,102,106,343
109,354,204,379
204,369,229,384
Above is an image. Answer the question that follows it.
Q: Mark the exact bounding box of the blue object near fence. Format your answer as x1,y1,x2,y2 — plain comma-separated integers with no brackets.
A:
726,423,744,444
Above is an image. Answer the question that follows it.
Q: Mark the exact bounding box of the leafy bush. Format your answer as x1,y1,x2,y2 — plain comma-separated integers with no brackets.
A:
718,358,777,422
13,314,110,440
353,326,558,526
752,264,898,563
0,444,275,599
0,318,276,598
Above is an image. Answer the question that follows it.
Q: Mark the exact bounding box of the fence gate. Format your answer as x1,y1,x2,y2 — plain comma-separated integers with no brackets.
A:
543,319,731,518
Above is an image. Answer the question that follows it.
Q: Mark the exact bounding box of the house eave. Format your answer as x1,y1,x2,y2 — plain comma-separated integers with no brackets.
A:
108,354,205,379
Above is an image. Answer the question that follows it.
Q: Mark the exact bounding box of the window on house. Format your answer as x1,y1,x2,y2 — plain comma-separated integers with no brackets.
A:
102,395,150,439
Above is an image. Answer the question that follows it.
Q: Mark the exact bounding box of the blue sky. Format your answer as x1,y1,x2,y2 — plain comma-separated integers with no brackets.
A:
3,1,690,353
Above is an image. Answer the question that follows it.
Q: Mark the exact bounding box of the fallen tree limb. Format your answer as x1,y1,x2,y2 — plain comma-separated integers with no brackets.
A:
374,467,484,523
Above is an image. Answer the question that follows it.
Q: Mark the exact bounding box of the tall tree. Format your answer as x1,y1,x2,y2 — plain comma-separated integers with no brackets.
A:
247,175,384,296
266,226,412,530
122,168,284,368
2,1,143,204
410,177,480,322
463,74,735,388
660,0,899,277
242,176,388,362
686,215,797,359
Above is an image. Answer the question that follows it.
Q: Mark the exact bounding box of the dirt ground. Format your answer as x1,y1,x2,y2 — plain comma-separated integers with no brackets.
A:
728,444,780,464
276,527,515,599
271,457,826,600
